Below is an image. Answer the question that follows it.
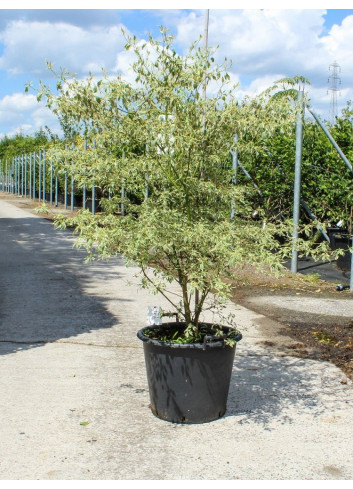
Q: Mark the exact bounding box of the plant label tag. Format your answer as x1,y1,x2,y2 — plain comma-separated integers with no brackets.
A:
147,306,162,325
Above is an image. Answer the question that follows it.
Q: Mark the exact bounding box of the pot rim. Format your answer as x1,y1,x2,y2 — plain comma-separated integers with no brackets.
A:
136,322,242,350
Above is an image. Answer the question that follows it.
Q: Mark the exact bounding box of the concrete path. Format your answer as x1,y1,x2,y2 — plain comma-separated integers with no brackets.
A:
1,197,353,480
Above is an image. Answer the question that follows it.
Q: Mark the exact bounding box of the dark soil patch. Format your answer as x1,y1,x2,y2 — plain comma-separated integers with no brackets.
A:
280,319,353,381
230,265,353,381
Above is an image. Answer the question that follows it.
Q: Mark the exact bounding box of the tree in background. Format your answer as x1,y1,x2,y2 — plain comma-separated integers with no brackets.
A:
235,93,353,233
0,129,55,167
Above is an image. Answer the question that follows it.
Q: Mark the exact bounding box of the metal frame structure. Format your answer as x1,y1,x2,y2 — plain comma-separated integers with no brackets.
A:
0,91,352,290
292,91,353,290
0,149,97,215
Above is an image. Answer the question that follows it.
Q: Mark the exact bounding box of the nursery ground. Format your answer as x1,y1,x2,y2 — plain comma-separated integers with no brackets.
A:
2,192,353,381
230,262,353,381
2,192,353,382
1,193,353,480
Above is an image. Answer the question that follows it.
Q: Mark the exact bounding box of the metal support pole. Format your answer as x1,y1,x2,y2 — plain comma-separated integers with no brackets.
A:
12,160,14,193
231,153,262,195
71,176,75,211
23,155,25,195
18,157,20,194
308,108,353,176
38,153,42,201
230,138,238,219
12,158,15,194
55,175,59,207
83,140,87,210
19,156,21,195
64,173,68,209
21,155,24,196
300,199,330,242
14,157,17,194
92,185,96,215
83,184,86,209
92,140,96,215
42,150,46,202
33,152,36,200
24,154,28,196
20,156,22,194
50,163,53,205
17,157,20,195
291,91,304,274
21,155,23,195
29,154,32,199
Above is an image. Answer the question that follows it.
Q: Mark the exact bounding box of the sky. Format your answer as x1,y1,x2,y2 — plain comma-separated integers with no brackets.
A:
1,2,353,139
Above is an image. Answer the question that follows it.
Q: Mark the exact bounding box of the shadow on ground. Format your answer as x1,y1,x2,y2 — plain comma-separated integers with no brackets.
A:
225,352,349,427
0,216,129,356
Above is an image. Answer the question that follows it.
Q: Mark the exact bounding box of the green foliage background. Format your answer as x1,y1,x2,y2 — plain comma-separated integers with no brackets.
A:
236,100,353,232
0,129,53,164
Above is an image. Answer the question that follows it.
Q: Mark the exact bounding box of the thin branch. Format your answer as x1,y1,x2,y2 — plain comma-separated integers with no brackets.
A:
141,267,182,314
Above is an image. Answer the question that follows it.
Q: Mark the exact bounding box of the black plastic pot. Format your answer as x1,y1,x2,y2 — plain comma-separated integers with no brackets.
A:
137,323,242,424
85,199,101,212
329,230,351,271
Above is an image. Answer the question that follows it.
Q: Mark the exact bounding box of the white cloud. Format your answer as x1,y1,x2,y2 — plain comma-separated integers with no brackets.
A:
0,93,38,116
0,20,128,77
176,10,327,75
0,93,61,136
237,74,285,97
174,9,353,119
0,9,124,31
2,124,33,139
1,9,353,137
321,15,353,71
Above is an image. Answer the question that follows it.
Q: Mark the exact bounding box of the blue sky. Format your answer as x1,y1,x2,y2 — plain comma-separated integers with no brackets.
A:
1,3,353,138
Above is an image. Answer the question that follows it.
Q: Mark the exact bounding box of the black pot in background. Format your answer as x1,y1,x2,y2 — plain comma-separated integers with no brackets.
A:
137,323,242,424
85,199,101,212
328,228,351,271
